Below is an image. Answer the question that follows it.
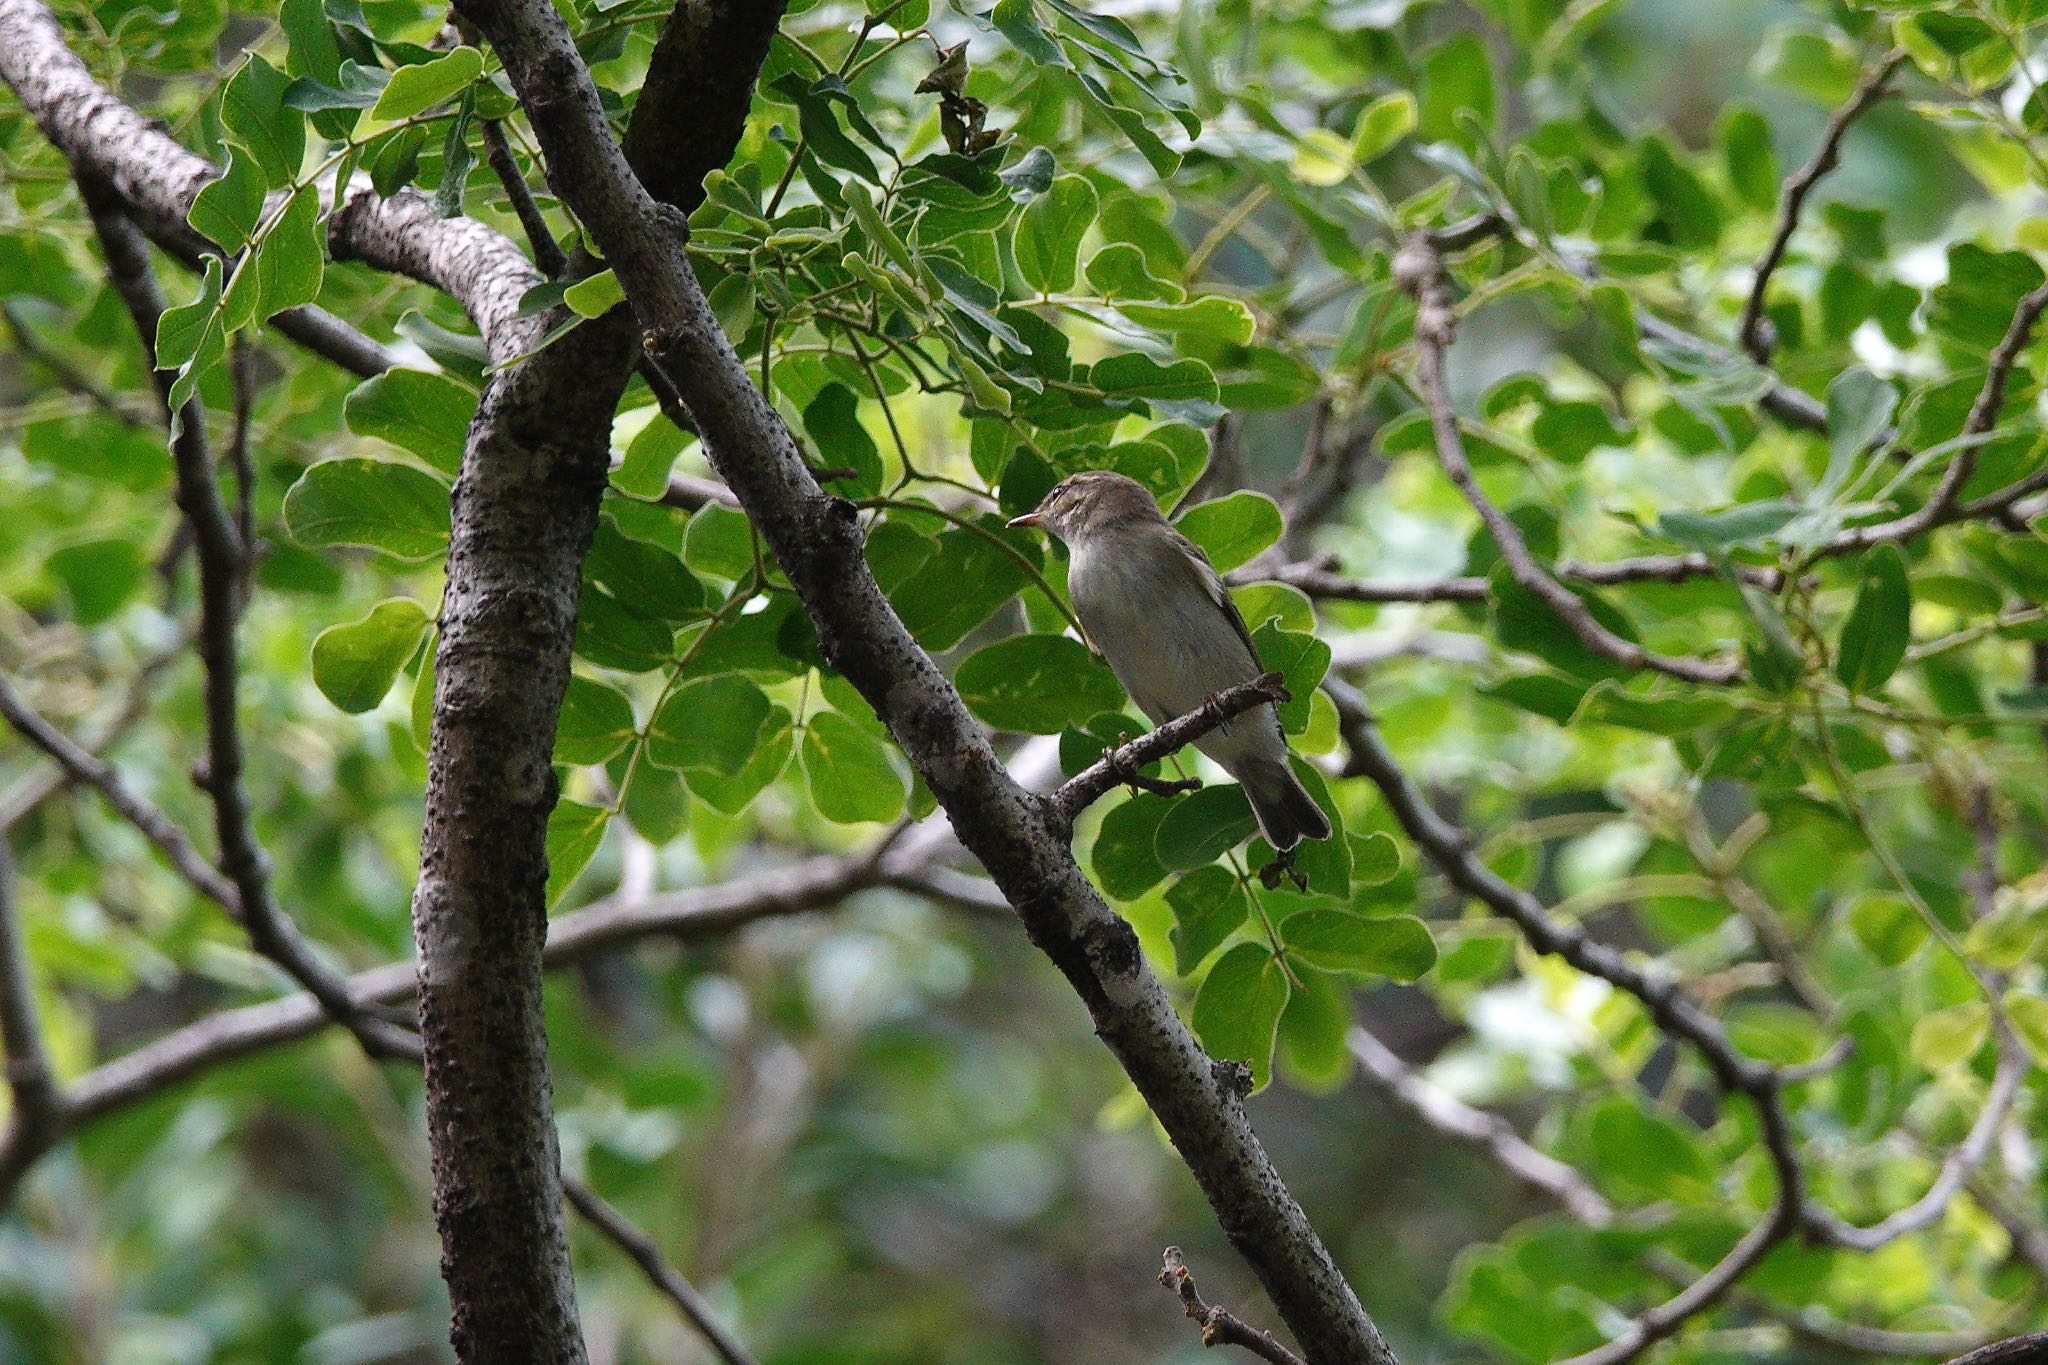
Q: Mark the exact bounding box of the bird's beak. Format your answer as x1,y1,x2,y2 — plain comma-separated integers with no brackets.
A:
1006,511,1044,529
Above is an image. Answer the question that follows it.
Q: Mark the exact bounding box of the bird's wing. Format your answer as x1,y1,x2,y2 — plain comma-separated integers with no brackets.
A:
1166,527,1263,671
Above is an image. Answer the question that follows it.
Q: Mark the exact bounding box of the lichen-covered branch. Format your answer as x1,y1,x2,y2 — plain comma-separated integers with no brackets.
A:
451,0,1394,1356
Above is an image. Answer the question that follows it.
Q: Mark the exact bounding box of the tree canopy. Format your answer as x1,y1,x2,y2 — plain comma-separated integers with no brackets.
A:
4,0,2048,1361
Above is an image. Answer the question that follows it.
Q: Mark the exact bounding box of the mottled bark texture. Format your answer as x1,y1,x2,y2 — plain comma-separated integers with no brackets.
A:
0,0,392,375
455,0,1392,1358
0,0,786,1353
404,4,783,1356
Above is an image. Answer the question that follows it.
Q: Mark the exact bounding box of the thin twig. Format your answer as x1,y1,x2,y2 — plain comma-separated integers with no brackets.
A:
563,1178,760,1365
1050,674,1289,826
78,179,414,1059
0,840,61,1153
1739,52,1907,361
1159,1248,1306,1365
1391,232,1741,686
480,117,568,276
1347,1024,1614,1226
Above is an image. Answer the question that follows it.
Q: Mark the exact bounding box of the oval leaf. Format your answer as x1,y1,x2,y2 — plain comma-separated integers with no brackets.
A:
1282,910,1436,981
311,598,430,713
284,458,451,559
956,633,1125,734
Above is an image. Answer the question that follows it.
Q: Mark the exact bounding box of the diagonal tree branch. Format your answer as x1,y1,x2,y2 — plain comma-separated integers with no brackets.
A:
1159,1247,1306,1365
76,176,416,1060
1391,232,1743,687
1346,1024,1614,1227
1051,674,1287,824
1738,52,1908,362
451,0,1395,1358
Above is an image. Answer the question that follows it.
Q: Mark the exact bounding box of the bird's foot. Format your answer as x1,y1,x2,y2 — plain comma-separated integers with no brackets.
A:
1111,730,1201,800
1257,847,1307,892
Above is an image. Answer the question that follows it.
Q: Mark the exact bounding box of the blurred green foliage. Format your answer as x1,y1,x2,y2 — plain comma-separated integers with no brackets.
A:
6,0,2048,1359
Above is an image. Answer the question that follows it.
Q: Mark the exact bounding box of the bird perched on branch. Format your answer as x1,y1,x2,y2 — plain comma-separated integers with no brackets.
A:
1008,470,1332,851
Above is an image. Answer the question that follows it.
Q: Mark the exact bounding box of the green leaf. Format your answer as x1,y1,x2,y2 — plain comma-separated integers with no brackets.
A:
544,800,609,908
800,711,906,824
1155,785,1258,868
1166,865,1249,975
1352,92,1417,163
1719,105,1779,211
2005,994,2048,1064
254,187,325,316
1014,174,1097,294
1587,1097,1712,1199
890,527,1032,650
683,503,758,581
1835,546,1911,693
1282,911,1436,981
648,676,771,777
1824,367,1896,498
311,598,430,713
1847,893,1926,967
554,676,637,765
283,458,452,559
156,255,223,371
955,633,1124,734
1353,832,1400,886
574,587,675,672
616,416,688,499
1489,569,1640,682
1118,296,1257,346
189,148,266,249
1174,491,1283,573
368,46,484,124
1909,1002,1990,1071
1419,35,1495,145
1191,942,1290,1089
562,268,625,319
47,539,147,626
1248,619,1328,733
689,705,794,814
223,53,303,185
345,368,475,475
1290,128,1355,188
801,382,883,496
1090,792,1173,900
1656,500,1802,553
586,519,707,621
1001,146,1056,201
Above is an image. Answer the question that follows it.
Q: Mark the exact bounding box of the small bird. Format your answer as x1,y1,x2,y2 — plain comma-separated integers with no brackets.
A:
1008,470,1332,850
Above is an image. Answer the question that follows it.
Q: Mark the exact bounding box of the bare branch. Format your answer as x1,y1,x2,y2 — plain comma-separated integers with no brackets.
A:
78,179,415,1060
0,0,397,377
454,0,1395,1355
479,118,568,276
1807,1026,2030,1252
1943,1334,2048,1365
1050,674,1287,825
1346,1024,1614,1226
564,1178,760,1365
1253,555,1783,606
1159,1248,1306,1365
1739,52,1907,362
1558,1203,1795,1365
0,840,61,1153
1391,232,1742,686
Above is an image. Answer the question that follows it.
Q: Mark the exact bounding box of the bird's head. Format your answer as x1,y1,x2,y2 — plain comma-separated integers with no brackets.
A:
1005,469,1161,545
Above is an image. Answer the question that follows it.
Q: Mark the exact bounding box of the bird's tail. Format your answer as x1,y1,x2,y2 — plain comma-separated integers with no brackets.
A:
1240,756,1332,851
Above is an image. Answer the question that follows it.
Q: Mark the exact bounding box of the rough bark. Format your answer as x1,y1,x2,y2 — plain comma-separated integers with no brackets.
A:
398,5,785,1355
453,0,1391,1358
